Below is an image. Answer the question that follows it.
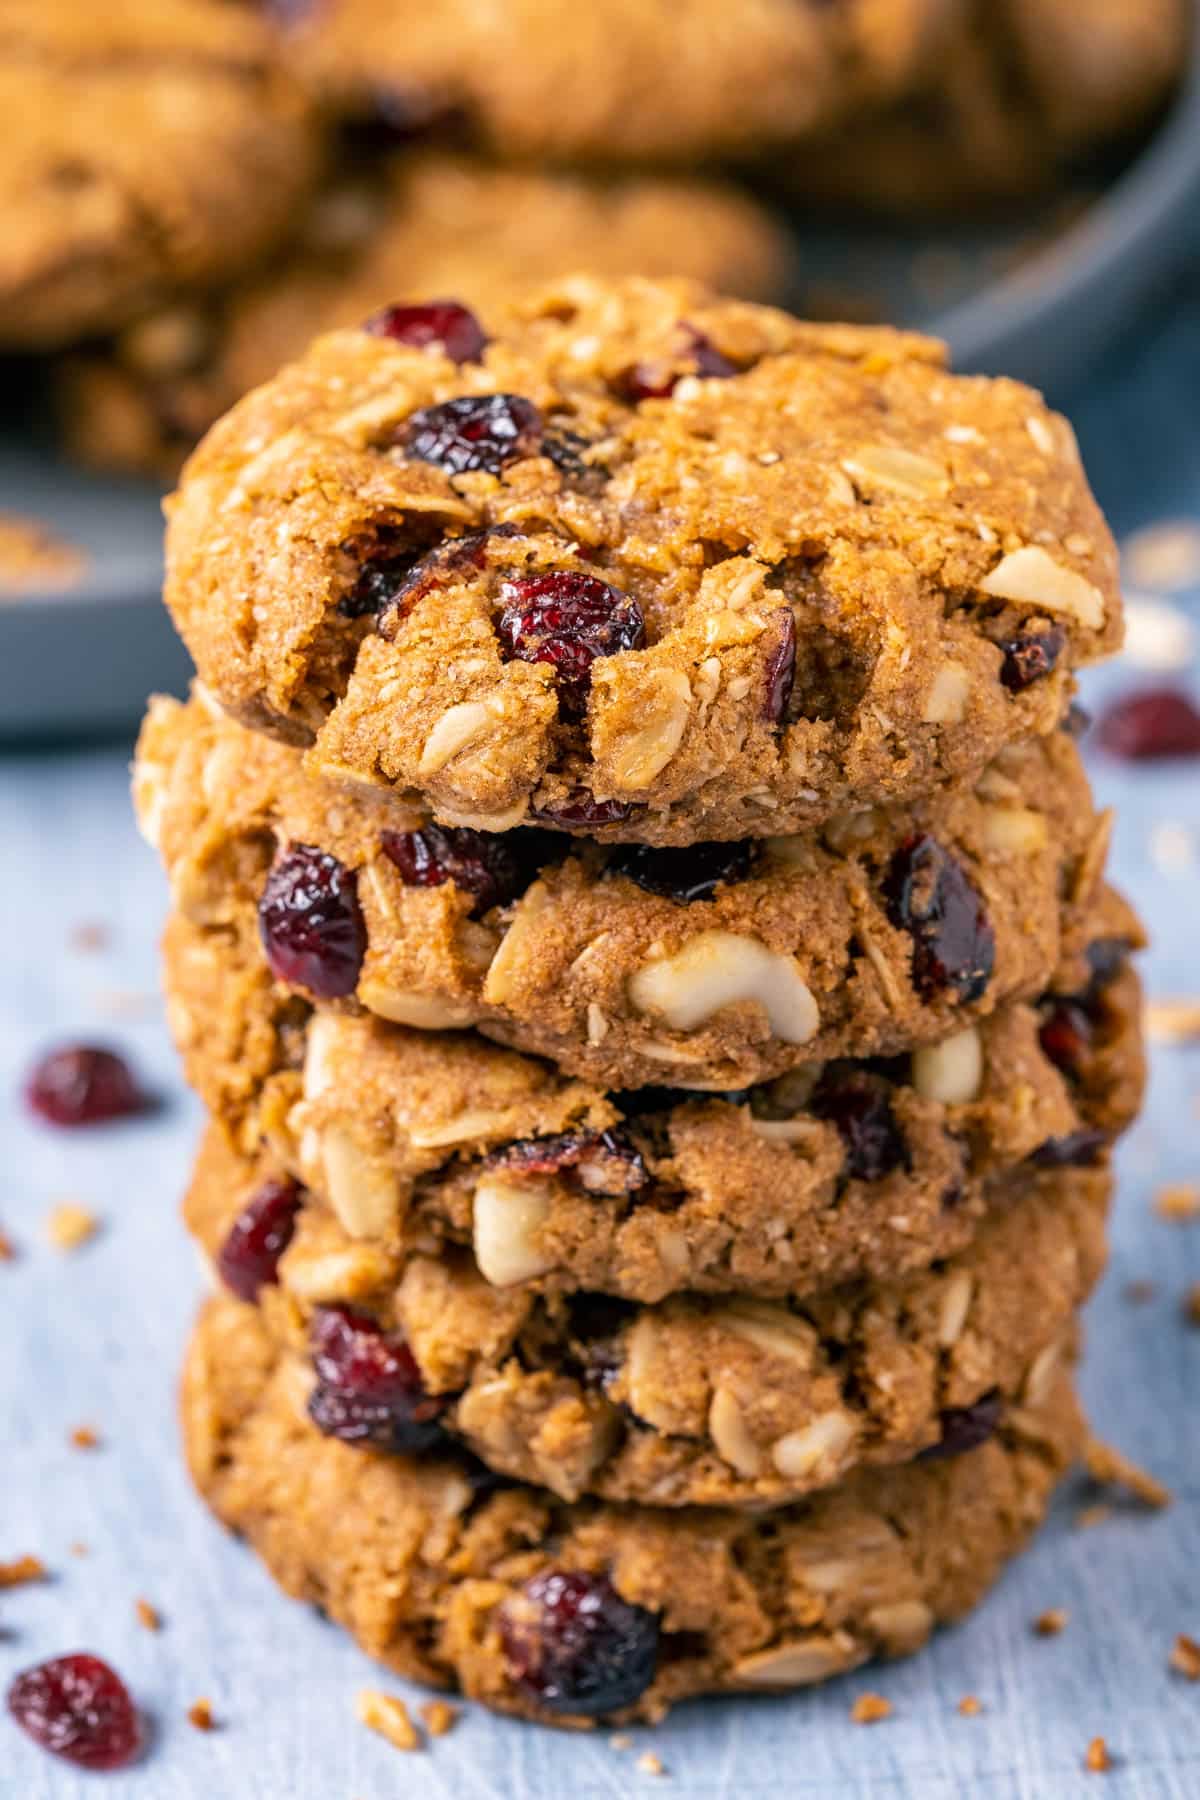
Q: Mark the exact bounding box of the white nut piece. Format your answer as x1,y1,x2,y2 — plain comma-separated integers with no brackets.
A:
708,1387,764,1478
719,1300,816,1365
732,1633,867,1688
911,1026,984,1106
628,933,819,1045
921,661,971,724
981,804,1049,855
936,1269,975,1348
321,1126,399,1239
408,1109,523,1151
418,699,497,777
303,1011,356,1100
772,1409,858,1481
602,668,692,792
865,1600,934,1651
472,1176,553,1288
979,545,1105,629
357,978,480,1030
281,1242,396,1304
842,445,949,499
482,880,551,1006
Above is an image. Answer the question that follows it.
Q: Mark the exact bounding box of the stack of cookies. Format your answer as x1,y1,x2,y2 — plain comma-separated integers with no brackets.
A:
136,277,1144,1726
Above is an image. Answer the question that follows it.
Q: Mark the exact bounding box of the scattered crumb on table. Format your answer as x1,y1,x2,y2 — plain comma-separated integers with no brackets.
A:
136,1598,163,1632
1146,1000,1200,1046
418,1699,458,1737
636,1750,667,1776
46,1203,99,1252
1154,1183,1200,1223
356,1689,422,1752
0,1554,47,1588
0,1226,15,1261
1085,1736,1114,1773
187,1698,216,1732
850,1694,892,1724
1169,1634,1200,1681
1034,1608,1069,1637
1076,1503,1114,1531
70,1425,101,1450
70,922,111,954
1084,1438,1172,1510
1184,1284,1200,1326
957,1695,983,1717
610,1733,634,1751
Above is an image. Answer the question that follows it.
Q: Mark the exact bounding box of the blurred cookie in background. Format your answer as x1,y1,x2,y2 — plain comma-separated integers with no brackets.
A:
0,513,86,595
0,0,318,349
58,153,798,478
268,0,951,164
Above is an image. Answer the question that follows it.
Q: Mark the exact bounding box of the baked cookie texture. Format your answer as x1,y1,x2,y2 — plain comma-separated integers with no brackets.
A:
784,0,1190,213
0,0,318,349
137,688,1117,1088
184,1293,1084,1723
273,0,949,165
163,279,1122,845
165,885,1143,1303
186,1118,1106,1509
60,155,797,479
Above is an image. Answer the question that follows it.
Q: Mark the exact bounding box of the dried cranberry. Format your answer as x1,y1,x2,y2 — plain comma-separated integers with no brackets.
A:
1038,999,1094,1076
1097,688,1200,761
25,1045,149,1128
997,625,1066,692
532,789,634,830
883,837,995,1003
258,845,366,1000
381,823,555,917
308,1306,447,1452
217,1176,303,1302
919,1391,1003,1461
488,1129,646,1197
7,1654,142,1770
497,572,644,716
402,393,542,476
338,545,426,619
763,608,797,724
368,523,521,635
499,1569,659,1716
620,326,738,401
568,1293,636,1393
605,839,755,903
811,1069,906,1181
364,299,486,363
1030,1129,1109,1168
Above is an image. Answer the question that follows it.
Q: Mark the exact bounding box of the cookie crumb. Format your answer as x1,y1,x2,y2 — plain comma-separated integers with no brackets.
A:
136,1599,163,1632
69,1542,88,1558
0,1226,15,1261
1169,1634,1200,1680
1075,1503,1113,1531
419,1699,458,1738
851,1693,892,1724
636,1751,666,1776
46,1202,99,1252
1034,1608,1068,1637
70,1425,101,1450
1123,1279,1157,1304
1154,1183,1200,1223
70,922,110,953
957,1695,983,1716
356,1689,422,1753
1084,1437,1172,1510
1184,1284,1200,1326
0,1554,47,1588
187,1698,216,1732
1084,1736,1113,1773
1146,999,1200,1046
610,1733,634,1751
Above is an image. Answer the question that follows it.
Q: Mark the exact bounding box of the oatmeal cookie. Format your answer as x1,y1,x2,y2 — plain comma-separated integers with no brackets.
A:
163,279,1122,844
171,893,1142,1303
0,0,317,349
186,1124,1106,1508
60,154,796,479
138,689,1115,1088
184,1293,1083,1725
272,0,948,166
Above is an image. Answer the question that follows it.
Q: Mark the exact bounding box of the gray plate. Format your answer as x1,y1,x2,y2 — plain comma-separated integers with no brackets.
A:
1,4,1198,741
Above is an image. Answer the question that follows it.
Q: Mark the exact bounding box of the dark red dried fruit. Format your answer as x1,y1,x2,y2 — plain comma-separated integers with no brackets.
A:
919,1391,1003,1461
217,1176,303,1302
567,1293,637,1394
811,1069,906,1181
497,571,644,715
7,1654,142,1770
532,789,634,830
338,545,426,619
1030,1128,1109,1169
1038,1000,1094,1076
997,625,1066,692
499,1569,660,1716
763,608,797,724
619,326,739,402
381,823,556,917
25,1044,149,1128
605,839,755,903
403,392,542,475
258,845,366,999
488,1129,646,1197
883,836,996,1003
1096,687,1200,761
367,523,522,635
308,1305,447,1452
364,299,486,363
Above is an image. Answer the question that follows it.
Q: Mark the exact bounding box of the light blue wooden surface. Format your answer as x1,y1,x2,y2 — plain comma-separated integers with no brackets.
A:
3,285,1200,1797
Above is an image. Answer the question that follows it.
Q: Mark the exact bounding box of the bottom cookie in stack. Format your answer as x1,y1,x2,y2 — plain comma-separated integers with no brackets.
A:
184,1292,1085,1726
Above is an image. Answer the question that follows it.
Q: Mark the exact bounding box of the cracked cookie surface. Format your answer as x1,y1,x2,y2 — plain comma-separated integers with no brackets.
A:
0,0,317,348
61,154,796,478
186,1121,1107,1509
139,689,1117,1088
184,1292,1083,1722
164,278,1122,844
